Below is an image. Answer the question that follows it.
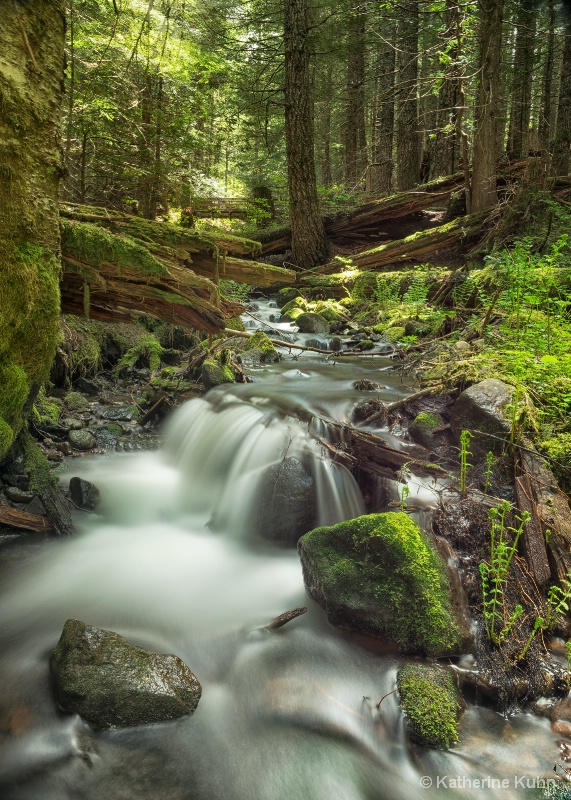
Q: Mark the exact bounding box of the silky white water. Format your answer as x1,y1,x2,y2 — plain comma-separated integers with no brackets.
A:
0,301,563,800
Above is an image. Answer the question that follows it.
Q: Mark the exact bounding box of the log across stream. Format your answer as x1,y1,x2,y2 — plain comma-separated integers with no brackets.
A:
0,300,564,800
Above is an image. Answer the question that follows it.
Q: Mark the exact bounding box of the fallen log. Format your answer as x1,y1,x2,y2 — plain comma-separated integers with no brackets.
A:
252,607,308,632
315,211,491,274
0,505,53,533
191,255,295,288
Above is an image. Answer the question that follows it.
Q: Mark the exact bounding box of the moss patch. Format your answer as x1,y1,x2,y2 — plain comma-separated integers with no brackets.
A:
242,331,279,363
114,334,163,376
298,512,461,656
397,663,462,748
540,434,571,493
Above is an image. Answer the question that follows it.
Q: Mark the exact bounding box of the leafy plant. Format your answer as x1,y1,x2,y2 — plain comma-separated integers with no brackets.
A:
483,451,495,494
480,500,530,645
459,429,473,495
400,484,410,513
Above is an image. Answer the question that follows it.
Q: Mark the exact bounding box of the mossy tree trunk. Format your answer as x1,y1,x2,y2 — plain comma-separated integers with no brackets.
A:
0,0,65,460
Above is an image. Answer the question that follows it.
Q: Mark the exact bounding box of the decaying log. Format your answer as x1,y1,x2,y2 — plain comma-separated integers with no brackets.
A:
516,441,571,586
191,255,295,288
0,505,53,533
315,211,491,274
514,473,551,588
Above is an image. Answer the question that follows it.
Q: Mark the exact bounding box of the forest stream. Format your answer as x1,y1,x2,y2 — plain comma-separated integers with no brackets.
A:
0,301,564,800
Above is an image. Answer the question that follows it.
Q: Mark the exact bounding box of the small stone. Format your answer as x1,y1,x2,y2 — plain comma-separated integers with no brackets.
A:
68,430,97,451
69,477,101,511
454,340,471,353
553,719,571,739
4,487,35,504
55,442,73,456
62,418,84,431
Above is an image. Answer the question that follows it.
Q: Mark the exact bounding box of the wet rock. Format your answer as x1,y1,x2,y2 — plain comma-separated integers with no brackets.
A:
241,331,280,363
201,357,236,389
52,620,201,730
353,379,381,391
68,430,97,451
4,486,35,504
552,719,571,739
330,337,342,352
2,473,29,490
64,392,91,411
295,313,330,335
397,662,463,748
74,378,100,395
277,288,303,308
99,407,138,422
450,378,514,456
69,478,101,511
298,512,468,656
408,411,445,450
254,457,316,545
352,398,385,423
62,417,84,431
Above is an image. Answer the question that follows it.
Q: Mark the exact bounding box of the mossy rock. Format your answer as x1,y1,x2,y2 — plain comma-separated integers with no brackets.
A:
114,334,163,376
311,300,346,323
277,288,304,308
52,619,201,730
64,391,90,411
408,412,445,449
295,313,330,335
540,434,571,494
358,339,375,351
397,662,463,748
298,512,465,656
281,306,305,322
201,350,237,389
242,331,279,363
382,326,406,342
280,296,308,317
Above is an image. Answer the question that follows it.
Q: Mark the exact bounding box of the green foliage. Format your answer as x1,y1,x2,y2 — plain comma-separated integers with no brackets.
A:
399,484,410,512
459,429,472,495
540,434,571,493
397,663,462,749
546,571,571,629
483,451,495,494
480,500,530,645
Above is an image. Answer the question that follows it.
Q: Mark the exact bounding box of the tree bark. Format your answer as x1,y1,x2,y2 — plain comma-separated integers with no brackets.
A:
344,1,367,186
506,0,536,160
430,0,463,178
395,2,420,190
471,0,504,212
370,22,396,193
538,0,556,151
284,0,328,269
0,0,65,460
553,20,571,177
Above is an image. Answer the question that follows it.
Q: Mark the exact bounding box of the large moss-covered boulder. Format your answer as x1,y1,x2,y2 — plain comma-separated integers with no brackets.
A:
450,378,514,456
242,331,280,363
397,662,463,748
296,313,330,334
52,619,201,730
201,349,237,389
298,512,465,656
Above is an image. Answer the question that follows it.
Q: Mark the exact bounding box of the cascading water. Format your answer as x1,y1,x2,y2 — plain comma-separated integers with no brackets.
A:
0,300,563,800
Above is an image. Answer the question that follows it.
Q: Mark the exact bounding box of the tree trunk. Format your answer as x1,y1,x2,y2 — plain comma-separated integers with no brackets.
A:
319,62,333,186
553,20,571,177
538,0,556,151
370,22,396,193
506,0,536,160
471,0,504,212
284,0,328,268
138,70,155,218
344,2,367,186
430,0,462,178
0,0,65,460
395,2,420,190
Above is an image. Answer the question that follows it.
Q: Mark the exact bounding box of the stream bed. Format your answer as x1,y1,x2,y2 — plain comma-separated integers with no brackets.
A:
0,301,566,799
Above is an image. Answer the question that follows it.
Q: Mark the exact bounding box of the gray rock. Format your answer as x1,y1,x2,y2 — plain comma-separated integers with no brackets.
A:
408,411,445,450
1,474,29,490
330,337,342,352
454,340,471,354
450,378,514,456
68,430,97,451
62,417,84,431
253,457,316,545
52,619,202,730
295,313,330,335
69,477,101,511
75,378,100,395
4,486,35,504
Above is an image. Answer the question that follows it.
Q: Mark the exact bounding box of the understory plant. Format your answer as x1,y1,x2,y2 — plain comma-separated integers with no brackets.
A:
480,500,530,645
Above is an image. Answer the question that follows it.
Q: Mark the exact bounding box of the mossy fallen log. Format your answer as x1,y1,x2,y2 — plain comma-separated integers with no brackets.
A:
316,211,491,274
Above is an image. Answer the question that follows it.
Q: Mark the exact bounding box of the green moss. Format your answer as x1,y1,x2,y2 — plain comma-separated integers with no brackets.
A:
413,412,441,432
22,431,57,495
242,331,279,363
359,339,375,350
277,287,303,307
114,334,163,376
281,296,308,318
61,221,169,279
299,512,461,656
0,242,60,460
397,663,462,748
0,419,14,455
64,391,90,411
383,326,406,341
33,389,62,427
225,315,246,332
540,434,571,493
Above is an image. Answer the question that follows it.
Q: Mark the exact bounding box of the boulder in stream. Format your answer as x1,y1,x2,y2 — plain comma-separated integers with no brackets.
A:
450,378,514,456
52,619,202,729
69,477,100,511
295,313,330,335
397,662,463,748
254,457,317,545
298,512,468,656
